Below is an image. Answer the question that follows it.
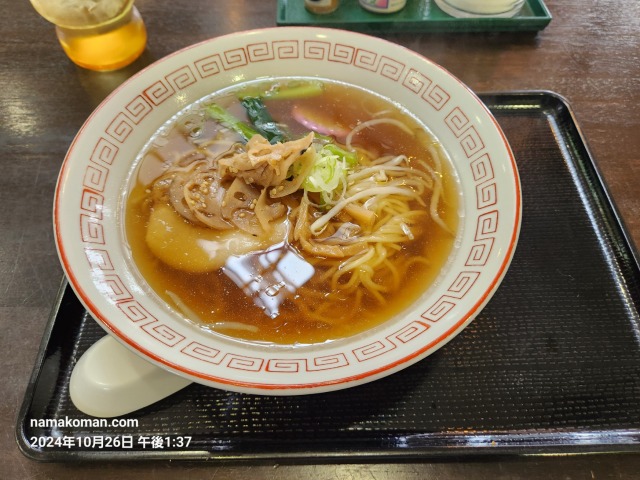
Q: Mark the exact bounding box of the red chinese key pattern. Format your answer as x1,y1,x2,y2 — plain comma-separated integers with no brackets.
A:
58,33,518,390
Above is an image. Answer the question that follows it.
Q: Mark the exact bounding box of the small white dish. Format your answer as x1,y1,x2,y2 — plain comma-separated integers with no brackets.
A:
54,27,521,396
435,0,526,18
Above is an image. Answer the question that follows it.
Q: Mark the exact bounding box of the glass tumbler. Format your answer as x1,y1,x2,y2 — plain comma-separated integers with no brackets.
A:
29,0,147,71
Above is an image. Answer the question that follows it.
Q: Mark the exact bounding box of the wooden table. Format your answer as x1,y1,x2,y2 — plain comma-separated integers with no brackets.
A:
2,0,639,477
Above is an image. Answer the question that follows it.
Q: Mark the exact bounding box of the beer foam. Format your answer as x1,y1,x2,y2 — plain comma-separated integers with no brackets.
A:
32,0,130,27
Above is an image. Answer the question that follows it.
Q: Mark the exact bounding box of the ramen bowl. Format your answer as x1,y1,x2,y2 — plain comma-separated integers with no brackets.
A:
54,27,521,395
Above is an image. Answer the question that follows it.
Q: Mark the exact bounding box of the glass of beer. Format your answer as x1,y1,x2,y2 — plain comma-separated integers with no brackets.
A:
29,0,147,71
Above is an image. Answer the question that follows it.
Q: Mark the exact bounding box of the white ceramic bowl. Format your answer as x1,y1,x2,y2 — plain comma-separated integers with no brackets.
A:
54,27,521,395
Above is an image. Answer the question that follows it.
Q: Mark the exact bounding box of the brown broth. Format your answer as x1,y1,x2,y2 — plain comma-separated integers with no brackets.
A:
125,79,459,345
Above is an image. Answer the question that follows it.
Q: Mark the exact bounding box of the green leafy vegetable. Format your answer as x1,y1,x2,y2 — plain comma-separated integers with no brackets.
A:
313,134,358,166
205,103,259,142
239,80,324,100
322,143,357,167
240,97,288,144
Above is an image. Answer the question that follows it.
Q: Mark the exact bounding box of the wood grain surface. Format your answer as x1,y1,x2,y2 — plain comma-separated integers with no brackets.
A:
1,0,639,478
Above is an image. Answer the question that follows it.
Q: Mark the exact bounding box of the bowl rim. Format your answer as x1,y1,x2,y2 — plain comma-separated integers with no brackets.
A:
54,26,522,394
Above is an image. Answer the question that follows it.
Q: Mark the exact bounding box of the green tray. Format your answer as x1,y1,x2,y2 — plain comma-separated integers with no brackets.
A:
277,0,552,33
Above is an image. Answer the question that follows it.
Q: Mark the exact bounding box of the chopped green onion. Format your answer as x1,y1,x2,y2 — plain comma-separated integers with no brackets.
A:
303,145,352,203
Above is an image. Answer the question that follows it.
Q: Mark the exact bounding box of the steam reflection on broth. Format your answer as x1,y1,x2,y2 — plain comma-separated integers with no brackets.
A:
125,78,459,345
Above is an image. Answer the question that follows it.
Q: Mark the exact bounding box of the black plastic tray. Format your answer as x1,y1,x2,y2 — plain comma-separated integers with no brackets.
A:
16,92,640,462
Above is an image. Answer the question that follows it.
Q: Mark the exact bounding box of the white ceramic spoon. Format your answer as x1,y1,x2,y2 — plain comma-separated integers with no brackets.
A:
69,335,192,418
